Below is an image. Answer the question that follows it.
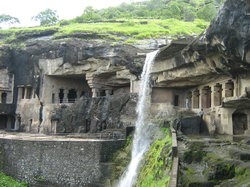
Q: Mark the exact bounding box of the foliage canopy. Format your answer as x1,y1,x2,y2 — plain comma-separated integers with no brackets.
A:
71,0,225,23
0,14,20,25
33,9,59,26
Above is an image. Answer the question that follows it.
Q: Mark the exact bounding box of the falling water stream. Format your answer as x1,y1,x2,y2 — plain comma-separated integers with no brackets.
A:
117,50,159,187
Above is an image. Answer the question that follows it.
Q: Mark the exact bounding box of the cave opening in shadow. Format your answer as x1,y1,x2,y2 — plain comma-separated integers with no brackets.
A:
233,112,248,135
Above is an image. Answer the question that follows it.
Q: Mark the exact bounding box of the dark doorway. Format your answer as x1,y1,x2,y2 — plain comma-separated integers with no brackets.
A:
21,87,25,99
100,90,106,97
52,93,55,103
59,89,64,103
1,92,7,104
174,95,179,106
0,115,7,129
233,112,248,135
67,89,77,103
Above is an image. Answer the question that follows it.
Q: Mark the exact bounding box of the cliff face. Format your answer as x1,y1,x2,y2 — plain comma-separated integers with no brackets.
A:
183,0,250,74
0,35,148,133
206,0,250,64
153,0,250,88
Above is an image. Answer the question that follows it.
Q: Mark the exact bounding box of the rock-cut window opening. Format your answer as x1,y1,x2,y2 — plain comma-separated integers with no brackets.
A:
214,83,222,106
202,86,211,109
225,80,234,97
174,95,179,106
59,89,64,103
192,89,200,109
67,89,77,103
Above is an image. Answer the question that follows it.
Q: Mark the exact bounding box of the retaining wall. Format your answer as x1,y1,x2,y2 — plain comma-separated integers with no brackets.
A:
0,137,125,186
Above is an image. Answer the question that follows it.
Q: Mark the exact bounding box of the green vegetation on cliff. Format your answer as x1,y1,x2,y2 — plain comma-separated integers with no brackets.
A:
72,0,225,23
0,0,226,44
0,18,208,45
136,127,172,187
0,172,27,187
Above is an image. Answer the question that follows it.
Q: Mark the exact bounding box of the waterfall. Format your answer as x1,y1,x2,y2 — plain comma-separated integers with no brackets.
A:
117,50,158,187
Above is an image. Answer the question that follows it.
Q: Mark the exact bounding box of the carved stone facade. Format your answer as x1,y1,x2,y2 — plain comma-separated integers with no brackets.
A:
0,68,14,130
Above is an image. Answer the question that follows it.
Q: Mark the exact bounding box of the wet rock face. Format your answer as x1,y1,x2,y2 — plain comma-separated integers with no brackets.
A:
51,93,137,133
206,0,250,64
178,136,250,187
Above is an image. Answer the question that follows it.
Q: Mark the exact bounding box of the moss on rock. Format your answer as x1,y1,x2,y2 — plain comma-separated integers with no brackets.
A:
136,128,172,187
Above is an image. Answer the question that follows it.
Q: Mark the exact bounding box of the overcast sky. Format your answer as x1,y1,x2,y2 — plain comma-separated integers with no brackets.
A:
0,0,141,27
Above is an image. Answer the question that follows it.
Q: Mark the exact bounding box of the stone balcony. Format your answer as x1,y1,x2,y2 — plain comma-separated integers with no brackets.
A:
222,96,250,109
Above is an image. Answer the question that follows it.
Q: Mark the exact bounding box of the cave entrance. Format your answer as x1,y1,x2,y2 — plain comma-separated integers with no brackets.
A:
67,89,77,103
1,92,7,104
0,115,8,129
214,83,222,106
233,112,248,135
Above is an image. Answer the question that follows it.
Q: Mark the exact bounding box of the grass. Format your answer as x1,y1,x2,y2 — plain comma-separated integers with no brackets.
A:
0,172,27,187
136,128,172,187
0,19,209,44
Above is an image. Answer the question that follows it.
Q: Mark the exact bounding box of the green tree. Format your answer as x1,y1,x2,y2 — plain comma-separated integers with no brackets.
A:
0,14,20,25
33,9,59,26
197,3,217,21
75,6,102,23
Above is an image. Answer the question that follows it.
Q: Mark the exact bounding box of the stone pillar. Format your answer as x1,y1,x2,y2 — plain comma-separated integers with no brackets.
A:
24,87,27,99
244,111,250,135
64,89,68,103
220,108,235,135
17,87,22,100
130,80,134,93
91,88,103,97
14,114,21,131
51,120,57,134
6,116,12,130
211,85,215,108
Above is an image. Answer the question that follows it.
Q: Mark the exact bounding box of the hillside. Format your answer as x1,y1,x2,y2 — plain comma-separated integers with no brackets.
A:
0,0,225,45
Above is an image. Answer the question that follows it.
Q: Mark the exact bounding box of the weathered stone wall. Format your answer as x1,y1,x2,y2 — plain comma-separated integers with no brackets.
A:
0,137,125,186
